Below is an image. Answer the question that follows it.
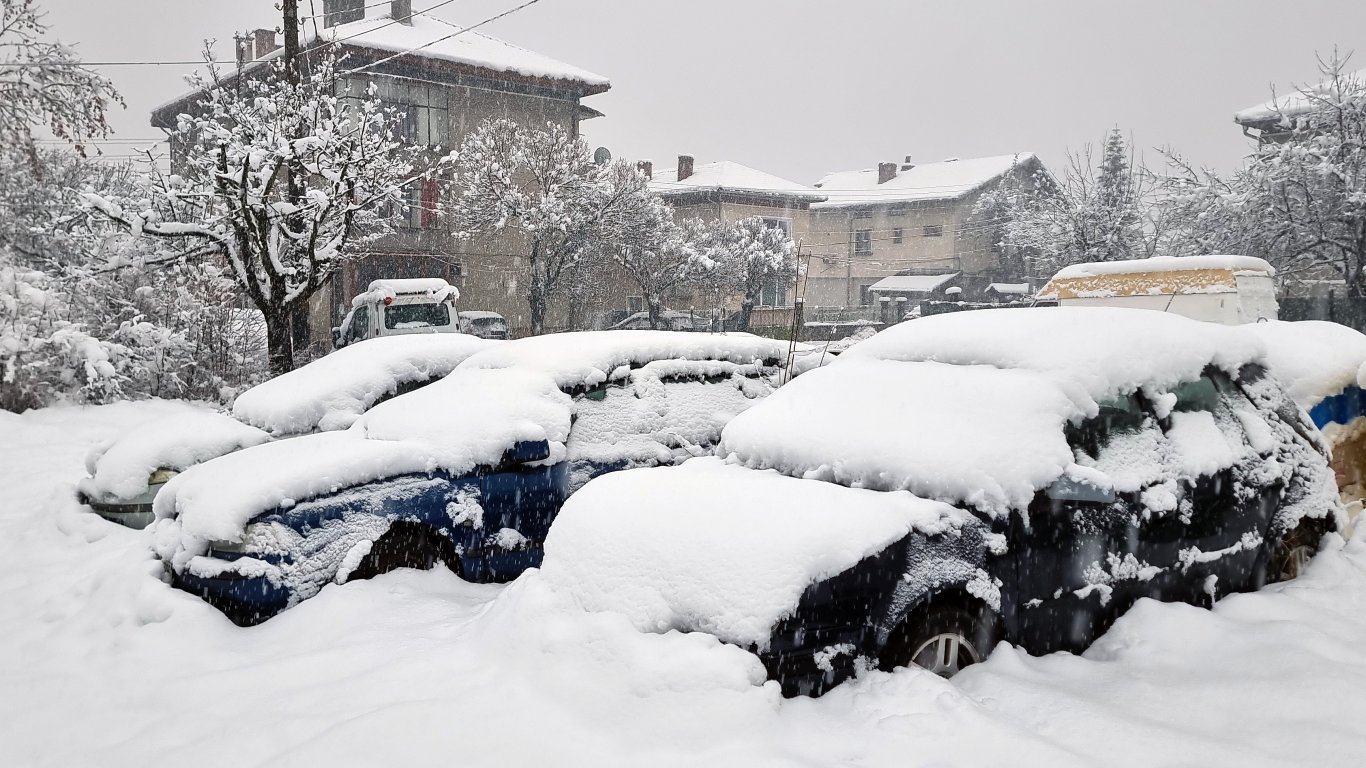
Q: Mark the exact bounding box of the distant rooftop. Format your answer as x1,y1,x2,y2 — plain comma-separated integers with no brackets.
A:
812,153,1037,209
648,159,827,201
1235,67,1366,126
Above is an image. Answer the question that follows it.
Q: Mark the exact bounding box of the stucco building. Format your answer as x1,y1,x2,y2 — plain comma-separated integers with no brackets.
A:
802,153,1044,311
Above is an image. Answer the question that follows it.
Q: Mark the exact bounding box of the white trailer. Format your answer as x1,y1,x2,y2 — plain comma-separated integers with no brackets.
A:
1037,255,1277,325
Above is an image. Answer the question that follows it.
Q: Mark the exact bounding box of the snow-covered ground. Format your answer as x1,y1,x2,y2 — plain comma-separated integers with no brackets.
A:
4,401,1366,767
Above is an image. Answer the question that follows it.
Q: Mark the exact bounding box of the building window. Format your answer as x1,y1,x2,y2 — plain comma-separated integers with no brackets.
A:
889,206,908,217
853,210,873,220
386,180,442,230
341,76,450,147
859,284,874,306
923,224,944,237
854,229,873,255
760,277,788,307
761,217,793,238
892,228,904,244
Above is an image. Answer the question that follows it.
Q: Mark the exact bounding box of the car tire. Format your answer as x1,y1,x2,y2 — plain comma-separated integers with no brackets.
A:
879,598,1002,679
1265,517,1331,584
349,522,455,581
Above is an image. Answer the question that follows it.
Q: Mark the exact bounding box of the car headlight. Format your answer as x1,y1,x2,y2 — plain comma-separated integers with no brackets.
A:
205,521,284,556
148,468,179,485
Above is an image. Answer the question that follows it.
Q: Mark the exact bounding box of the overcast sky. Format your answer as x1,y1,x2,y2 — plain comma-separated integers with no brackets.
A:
37,0,1366,184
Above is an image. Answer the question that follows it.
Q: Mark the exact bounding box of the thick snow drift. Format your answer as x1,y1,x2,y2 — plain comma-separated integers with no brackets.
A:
233,334,495,435
541,458,966,648
1245,320,1366,409
77,407,269,501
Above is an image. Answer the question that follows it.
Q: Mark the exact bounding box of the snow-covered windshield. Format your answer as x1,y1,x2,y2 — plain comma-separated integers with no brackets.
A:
385,303,450,330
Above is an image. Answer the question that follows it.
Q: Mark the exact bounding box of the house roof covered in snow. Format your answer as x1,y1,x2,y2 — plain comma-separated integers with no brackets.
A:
867,273,959,294
152,12,608,127
811,153,1037,209
1235,68,1366,126
648,161,827,203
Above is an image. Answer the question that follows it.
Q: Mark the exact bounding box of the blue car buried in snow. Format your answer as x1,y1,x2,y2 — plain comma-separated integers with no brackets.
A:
154,331,811,624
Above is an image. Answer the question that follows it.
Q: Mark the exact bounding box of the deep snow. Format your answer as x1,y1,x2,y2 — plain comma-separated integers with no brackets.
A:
4,401,1366,767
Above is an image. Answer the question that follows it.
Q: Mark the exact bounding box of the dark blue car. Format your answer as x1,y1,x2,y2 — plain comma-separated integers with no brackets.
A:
161,331,803,625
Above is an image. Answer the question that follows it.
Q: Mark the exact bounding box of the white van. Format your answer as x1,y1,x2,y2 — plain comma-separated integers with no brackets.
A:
1037,255,1278,325
334,278,461,349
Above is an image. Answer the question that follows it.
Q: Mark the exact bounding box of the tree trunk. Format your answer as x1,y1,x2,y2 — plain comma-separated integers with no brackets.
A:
736,295,756,333
528,286,547,336
264,309,296,376
646,293,666,330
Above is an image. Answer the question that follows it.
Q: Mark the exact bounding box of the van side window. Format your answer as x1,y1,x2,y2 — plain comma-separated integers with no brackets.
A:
350,305,370,341
1171,374,1221,413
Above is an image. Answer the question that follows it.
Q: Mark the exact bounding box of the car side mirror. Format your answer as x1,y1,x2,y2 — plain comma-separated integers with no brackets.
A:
1046,475,1116,504
504,439,551,465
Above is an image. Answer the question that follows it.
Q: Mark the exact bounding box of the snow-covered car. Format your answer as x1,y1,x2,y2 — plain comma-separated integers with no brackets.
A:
333,278,460,349
155,331,819,624
457,310,509,340
1245,320,1366,527
76,334,496,528
610,310,712,332
537,308,1341,697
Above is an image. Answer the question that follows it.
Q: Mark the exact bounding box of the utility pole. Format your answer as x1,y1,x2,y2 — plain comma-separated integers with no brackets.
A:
282,0,301,86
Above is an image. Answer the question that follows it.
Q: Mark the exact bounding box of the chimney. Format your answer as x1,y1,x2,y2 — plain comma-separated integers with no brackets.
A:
637,160,653,180
677,155,694,182
391,0,413,24
878,162,898,184
253,28,279,60
901,154,915,171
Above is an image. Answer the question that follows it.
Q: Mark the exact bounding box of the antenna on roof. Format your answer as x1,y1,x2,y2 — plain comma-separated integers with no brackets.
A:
593,146,612,166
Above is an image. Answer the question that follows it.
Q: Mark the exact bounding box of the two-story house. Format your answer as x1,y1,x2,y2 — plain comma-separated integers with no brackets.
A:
803,153,1044,311
151,0,609,343
643,155,826,328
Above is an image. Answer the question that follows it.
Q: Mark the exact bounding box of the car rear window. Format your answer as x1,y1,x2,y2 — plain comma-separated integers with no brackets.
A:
1065,392,1146,459
385,303,450,330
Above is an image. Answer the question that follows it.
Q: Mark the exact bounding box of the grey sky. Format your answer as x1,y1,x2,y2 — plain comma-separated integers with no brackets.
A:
37,0,1366,183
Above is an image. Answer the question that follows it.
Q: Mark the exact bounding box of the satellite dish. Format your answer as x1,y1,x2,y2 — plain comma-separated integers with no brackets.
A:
593,146,612,165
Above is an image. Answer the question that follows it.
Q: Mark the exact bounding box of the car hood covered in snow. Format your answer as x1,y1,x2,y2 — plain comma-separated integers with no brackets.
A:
540,458,969,649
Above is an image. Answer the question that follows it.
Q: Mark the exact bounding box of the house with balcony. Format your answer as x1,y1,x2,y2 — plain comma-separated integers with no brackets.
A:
151,0,610,343
803,153,1045,311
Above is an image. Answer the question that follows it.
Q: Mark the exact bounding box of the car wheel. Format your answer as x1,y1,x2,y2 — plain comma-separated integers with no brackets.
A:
879,599,1002,679
1265,518,1330,584
349,522,453,581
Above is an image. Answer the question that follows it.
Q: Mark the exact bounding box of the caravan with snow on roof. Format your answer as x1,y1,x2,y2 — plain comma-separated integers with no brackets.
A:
1037,255,1278,325
333,278,461,349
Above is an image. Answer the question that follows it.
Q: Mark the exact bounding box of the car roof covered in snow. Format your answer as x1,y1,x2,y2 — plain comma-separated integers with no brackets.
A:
720,307,1270,514
1244,320,1366,409
455,331,799,389
232,333,498,435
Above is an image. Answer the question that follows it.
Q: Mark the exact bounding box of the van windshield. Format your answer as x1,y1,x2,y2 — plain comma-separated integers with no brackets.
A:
385,303,450,330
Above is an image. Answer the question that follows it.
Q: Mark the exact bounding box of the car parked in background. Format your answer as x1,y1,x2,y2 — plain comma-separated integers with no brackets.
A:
333,278,460,349
458,310,510,340
76,333,496,528
157,331,818,624
537,308,1340,697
